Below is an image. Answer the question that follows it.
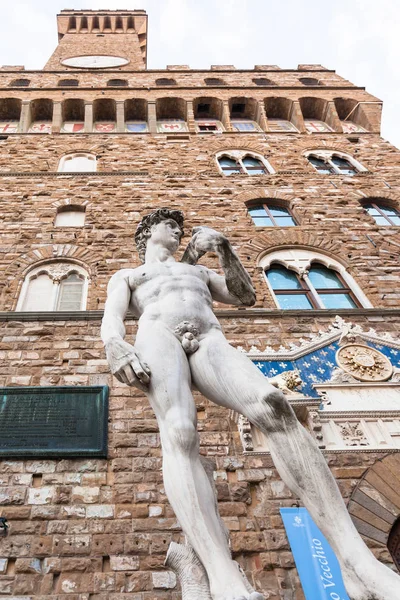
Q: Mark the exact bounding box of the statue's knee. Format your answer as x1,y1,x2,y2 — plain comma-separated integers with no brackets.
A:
252,388,297,432
165,417,198,454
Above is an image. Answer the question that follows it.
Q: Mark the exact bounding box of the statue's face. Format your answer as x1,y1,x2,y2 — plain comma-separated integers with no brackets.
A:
149,219,182,254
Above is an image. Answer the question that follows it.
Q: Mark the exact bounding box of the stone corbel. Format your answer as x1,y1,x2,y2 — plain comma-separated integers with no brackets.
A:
116,100,125,133
147,101,157,134
221,100,232,132
238,414,254,451
308,409,325,449
84,101,93,133
52,101,63,134
19,101,31,133
186,100,196,133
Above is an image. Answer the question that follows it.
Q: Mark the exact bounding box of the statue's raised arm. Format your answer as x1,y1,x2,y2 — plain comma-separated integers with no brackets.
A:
182,226,256,306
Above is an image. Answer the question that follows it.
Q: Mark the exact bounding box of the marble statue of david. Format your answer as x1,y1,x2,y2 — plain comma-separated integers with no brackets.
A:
101,208,399,600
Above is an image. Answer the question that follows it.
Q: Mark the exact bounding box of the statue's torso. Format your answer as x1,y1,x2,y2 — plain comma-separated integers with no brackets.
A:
119,261,221,333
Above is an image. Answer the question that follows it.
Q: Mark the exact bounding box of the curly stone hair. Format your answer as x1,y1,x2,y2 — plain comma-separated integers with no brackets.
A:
135,208,184,262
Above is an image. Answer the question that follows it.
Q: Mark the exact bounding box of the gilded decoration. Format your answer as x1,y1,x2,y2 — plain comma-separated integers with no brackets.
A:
336,344,393,382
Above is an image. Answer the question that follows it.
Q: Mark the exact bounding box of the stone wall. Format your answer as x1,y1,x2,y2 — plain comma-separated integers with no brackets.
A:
0,131,400,311
0,316,398,599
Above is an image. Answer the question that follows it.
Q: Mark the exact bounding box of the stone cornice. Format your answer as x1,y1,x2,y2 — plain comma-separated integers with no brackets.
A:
1,69,338,74
0,169,377,178
0,85,365,91
1,308,400,322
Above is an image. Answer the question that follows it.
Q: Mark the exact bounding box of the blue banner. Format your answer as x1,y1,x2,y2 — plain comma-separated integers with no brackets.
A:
280,508,349,600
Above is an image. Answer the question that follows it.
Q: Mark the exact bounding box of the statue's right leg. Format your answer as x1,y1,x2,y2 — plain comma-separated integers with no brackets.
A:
190,330,400,600
134,323,262,600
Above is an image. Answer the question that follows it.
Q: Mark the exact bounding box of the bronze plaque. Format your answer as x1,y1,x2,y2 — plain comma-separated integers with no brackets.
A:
0,386,108,457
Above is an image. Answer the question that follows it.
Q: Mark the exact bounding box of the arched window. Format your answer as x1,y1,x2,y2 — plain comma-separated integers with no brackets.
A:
204,78,226,86
10,78,30,87
253,78,274,86
261,249,370,310
248,204,296,227
217,152,273,176
388,517,400,572
58,153,97,173
363,202,400,226
107,79,128,87
55,206,86,227
58,79,79,87
156,78,177,86
299,77,321,86
306,151,365,176
17,263,89,312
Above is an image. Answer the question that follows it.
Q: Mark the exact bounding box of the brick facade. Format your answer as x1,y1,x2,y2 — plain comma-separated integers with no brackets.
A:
1,8,400,599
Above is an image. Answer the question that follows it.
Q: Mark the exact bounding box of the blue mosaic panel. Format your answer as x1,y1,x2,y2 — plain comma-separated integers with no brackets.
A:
253,341,400,399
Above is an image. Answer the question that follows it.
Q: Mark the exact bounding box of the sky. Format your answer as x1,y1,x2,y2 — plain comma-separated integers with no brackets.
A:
1,0,399,147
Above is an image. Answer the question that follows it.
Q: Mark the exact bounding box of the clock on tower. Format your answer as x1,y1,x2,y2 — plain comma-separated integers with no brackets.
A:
44,10,148,71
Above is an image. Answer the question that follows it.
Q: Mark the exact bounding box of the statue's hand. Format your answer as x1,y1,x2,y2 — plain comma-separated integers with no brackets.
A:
191,226,228,255
105,338,151,391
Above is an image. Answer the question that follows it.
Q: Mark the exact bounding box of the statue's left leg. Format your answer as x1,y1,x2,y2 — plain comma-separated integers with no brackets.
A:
190,330,400,600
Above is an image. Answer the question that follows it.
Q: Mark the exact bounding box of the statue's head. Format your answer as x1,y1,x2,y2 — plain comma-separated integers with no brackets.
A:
135,208,184,262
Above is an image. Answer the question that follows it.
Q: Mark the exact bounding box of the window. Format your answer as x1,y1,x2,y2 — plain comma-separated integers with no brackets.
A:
55,206,86,227
218,156,241,175
57,274,85,310
267,264,359,310
299,77,321,86
248,204,296,227
364,202,400,226
252,78,274,86
242,156,268,174
17,263,88,312
107,79,128,87
217,152,273,176
58,153,97,173
307,151,364,176
204,78,226,86
10,79,30,87
156,78,177,86
58,79,79,87
261,249,369,310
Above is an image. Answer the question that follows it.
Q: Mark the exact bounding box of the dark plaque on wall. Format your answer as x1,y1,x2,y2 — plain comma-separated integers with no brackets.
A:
0,386,108,458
